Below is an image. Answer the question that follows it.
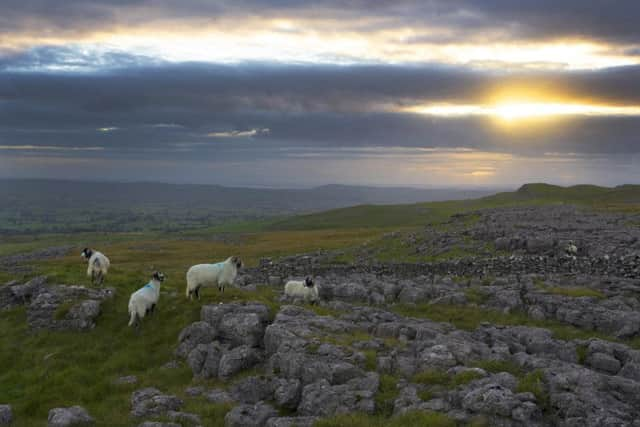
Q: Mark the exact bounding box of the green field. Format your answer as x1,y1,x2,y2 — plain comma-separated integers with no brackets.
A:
2,183,640,426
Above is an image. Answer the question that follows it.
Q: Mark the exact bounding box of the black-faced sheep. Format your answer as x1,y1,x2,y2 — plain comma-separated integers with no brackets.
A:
284,277,319,303
128,271,166,329
81,248,110,286
185,256,243,300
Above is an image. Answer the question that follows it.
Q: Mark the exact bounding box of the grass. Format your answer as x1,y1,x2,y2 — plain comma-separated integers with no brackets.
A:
3,226,381,426
5,182,640,425
53,300,78,320
0,224,407,426
374,374,399,417
471,360,522,377
392,303,640,348
413,369,484,390
314,410,456,427
363,350,378,371
516,370,549,409
464,287,490,305
576,344,589,365
269,183,640,232
537,284,605,299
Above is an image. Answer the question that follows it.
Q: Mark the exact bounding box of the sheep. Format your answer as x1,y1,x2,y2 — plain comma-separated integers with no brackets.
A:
128,271,166,329
284,277,319,304
185,256,243,300
565,241,578,257
81,248,110,286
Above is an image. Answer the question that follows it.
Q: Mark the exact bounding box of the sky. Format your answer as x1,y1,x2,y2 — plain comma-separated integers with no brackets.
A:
1,1,639,188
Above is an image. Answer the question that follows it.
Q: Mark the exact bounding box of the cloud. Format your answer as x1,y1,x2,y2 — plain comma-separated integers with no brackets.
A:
207,128,270,138
1,1,639,45
97,127,119,132
1,61,640,185
0,145,104,151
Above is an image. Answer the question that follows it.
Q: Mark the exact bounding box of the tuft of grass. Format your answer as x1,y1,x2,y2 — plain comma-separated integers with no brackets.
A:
516,370,549,409
576,344,588,365
468,415,491,427
314,410,456,427
543,286,605,299
374,374,399,418
464,287,489,305
451,370,485,387
412,369,449,386
53,300,77,320
413,368,484,394
363,350,378,372
303,304,345,318
472,360,522,377
417,389,433,401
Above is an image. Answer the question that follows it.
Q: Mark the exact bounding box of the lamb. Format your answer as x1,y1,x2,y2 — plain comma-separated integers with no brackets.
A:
284,277,319,304
128,271,166,328
81,248,110,286
185,256,243,300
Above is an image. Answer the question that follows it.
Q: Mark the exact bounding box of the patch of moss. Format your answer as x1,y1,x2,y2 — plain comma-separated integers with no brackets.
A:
53,300,77,320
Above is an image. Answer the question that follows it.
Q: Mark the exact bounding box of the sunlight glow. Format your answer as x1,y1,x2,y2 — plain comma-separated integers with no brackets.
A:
3,20,638,71
405,102,640,120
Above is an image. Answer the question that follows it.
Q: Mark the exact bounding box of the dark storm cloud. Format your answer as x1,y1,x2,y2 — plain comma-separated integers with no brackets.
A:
1,0,639,45
1,60,640,161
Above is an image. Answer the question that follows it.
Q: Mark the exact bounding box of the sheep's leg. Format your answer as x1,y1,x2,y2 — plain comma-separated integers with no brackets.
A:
97,272,104,286
90,271,95,286
150,304,156,315
195,286,201,300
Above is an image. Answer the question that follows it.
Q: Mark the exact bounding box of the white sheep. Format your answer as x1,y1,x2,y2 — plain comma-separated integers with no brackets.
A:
81,248,110,286
565,241,578,257
185,256,243,300
128,271,166,328
284,277,319,304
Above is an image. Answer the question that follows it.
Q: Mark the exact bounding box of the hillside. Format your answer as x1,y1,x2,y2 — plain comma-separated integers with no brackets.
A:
2,184,640,426
269,183,640,230
0,180,495,234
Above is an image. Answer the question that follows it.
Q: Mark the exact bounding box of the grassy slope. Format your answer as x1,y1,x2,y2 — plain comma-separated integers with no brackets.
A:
0,228,390,426
268,183,640,231
3,183,640,425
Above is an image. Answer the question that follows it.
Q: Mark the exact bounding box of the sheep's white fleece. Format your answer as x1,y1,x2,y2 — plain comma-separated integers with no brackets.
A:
284,280,319,303
128,280,160,326
86,251,110,278
185,257,239,298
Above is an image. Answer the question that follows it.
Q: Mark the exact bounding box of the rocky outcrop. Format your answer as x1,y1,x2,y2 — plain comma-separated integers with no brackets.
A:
0,276,114,331
47,406,94,427
0,405,12,425
130,388,183,418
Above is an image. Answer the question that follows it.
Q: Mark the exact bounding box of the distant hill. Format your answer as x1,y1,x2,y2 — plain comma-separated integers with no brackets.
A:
269,183,640,230
0,179,496,234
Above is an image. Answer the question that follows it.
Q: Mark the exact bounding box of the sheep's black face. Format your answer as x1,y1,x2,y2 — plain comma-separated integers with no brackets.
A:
153,271,166,282
305,277,314,287
81,248,92,259
233,257,243,269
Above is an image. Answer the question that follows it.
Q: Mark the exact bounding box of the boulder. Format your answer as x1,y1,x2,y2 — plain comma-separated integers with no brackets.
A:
47,406,94,427
224,402,278,427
